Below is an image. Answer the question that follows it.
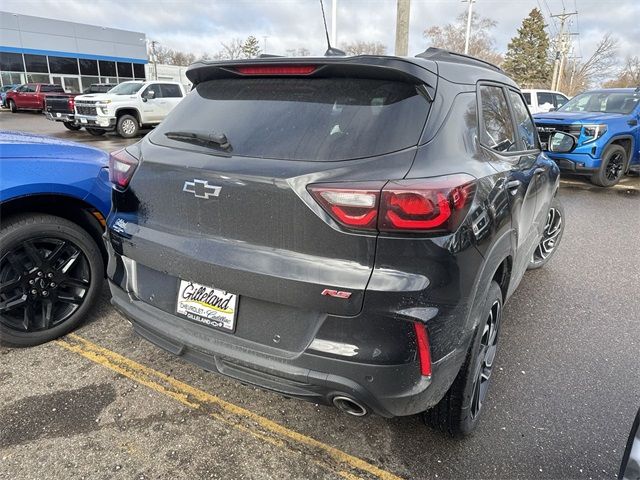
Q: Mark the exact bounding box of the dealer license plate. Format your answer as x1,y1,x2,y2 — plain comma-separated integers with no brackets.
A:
80,117,87,124
56,113,61,118
176,280,237,332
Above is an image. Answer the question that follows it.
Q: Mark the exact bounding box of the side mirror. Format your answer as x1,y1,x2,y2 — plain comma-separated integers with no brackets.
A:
142,90,155,101
548,131,576,153
548,107,557,112
619,408,640,480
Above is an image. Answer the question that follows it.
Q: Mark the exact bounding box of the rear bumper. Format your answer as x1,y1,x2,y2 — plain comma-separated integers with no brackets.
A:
45,111,74,122
108,276,464,418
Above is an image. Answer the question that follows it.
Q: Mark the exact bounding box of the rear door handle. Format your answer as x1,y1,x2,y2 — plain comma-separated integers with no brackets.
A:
506,180,521,194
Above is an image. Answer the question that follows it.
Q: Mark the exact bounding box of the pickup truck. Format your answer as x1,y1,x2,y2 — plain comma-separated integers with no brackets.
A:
534,87,640,186
5,83,65,113
74,80,186,138
44,84,116,131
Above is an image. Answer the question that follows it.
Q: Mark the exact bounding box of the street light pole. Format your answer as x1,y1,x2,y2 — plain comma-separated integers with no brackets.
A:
463,0,475,55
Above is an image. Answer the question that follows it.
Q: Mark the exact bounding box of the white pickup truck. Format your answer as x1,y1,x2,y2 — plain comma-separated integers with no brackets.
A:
73,81,186,138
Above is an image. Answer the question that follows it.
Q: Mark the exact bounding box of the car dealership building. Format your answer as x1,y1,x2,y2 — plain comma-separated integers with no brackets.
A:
0,12,148,93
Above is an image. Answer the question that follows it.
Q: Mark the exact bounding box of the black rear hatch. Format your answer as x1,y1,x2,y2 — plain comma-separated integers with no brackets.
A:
111,61,433,352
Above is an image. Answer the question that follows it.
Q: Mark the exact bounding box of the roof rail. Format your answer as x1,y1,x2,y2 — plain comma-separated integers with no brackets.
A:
416,47,503,73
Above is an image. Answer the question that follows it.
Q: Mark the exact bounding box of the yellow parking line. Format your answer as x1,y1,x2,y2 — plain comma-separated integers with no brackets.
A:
55,333,403,480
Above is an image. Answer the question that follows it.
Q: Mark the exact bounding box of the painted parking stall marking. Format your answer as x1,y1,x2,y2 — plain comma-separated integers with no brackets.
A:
55,333,404,480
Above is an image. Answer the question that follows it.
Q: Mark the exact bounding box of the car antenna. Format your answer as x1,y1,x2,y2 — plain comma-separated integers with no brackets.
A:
319,0,345,56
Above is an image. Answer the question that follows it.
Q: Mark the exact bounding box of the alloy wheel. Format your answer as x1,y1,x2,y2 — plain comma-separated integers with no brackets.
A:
532,207,563,265
0,237,91,332
605,152,624,181
122,119,136,136
470,300,501,419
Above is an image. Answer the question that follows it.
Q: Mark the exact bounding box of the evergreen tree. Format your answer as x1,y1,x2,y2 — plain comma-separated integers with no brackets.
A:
241,36,261,59
503,8,552,88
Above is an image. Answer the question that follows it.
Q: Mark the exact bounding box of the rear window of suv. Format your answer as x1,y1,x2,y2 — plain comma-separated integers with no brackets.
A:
151,77,430,161
41,84,64,93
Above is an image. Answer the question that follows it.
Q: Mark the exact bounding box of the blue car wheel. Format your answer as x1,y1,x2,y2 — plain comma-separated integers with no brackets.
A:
0,213,103,347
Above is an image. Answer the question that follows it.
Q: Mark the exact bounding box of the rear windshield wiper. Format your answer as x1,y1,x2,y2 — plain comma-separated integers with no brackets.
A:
164,131,232,152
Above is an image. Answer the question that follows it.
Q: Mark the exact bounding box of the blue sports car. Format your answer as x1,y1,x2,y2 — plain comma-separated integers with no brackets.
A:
0,131,111,347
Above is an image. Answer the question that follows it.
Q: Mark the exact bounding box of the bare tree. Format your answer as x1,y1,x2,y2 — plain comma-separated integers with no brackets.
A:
217,38,245,60
604,55,640,88
286,48,311,57
563,33,619,95
341,41,387,56
423,12,503,66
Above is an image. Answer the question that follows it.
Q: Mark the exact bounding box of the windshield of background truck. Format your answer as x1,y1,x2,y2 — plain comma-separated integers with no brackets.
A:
109,82,144,95
559,91,640,114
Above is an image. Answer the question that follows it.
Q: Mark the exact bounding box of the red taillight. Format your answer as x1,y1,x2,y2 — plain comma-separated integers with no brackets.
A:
234,65,317,75
307,174,476,234
379,175,476,232
109,148,139,189
68,97,74,109
414,322,432,376
307,182,385,231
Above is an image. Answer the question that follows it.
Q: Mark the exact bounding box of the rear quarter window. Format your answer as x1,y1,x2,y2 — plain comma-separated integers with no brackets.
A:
151,77,430,161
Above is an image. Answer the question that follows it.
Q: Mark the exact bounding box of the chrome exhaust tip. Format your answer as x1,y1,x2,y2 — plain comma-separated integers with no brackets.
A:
332,396,368,417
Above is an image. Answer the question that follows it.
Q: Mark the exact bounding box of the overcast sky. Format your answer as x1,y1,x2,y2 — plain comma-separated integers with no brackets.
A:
3,0,639,66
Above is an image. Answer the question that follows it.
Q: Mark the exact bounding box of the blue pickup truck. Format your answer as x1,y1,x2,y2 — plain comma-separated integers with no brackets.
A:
534,88,640,186
0,131,111,347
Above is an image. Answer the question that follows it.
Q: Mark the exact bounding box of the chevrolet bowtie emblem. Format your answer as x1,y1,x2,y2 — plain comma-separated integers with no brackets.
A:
183,179,222,199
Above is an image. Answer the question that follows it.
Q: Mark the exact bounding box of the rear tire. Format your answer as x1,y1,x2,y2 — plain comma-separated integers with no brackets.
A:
0,214,103,347
8,100,17,113
424,281,503,436
591,145,627,187
116,114,139,138
85,128,105,136
63,121,81,131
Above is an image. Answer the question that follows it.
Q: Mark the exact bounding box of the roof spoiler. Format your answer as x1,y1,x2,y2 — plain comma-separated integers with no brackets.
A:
416,47,503,73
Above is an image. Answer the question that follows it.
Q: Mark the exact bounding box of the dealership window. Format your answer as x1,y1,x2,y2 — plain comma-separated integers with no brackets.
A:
99,60,116,77
24,54,48,73
79,58,99,76
0,52,25,72
1,71,26,86
26,73,50,83
48,56,79,75
80,76,100,92
117,62,133,78
101,76,117,84
133,63,146,79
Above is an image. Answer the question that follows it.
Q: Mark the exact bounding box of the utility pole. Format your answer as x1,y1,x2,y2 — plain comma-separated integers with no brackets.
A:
395,0,410,56
463,0,475,55
549,10,577,91
149,40,159,80
331,0,337,46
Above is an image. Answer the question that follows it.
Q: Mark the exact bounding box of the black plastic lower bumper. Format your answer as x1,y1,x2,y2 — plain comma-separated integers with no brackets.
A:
550,157,598,175
109,280,463,417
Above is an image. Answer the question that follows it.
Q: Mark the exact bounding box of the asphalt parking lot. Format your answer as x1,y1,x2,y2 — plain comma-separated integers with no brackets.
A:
1,110,639,480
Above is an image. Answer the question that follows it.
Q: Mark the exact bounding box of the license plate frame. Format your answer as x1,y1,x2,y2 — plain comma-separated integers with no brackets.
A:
175,279,238,332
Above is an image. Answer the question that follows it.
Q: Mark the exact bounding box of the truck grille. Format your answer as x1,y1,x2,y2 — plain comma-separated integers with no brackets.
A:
75,102,97,116
535,123,582,144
